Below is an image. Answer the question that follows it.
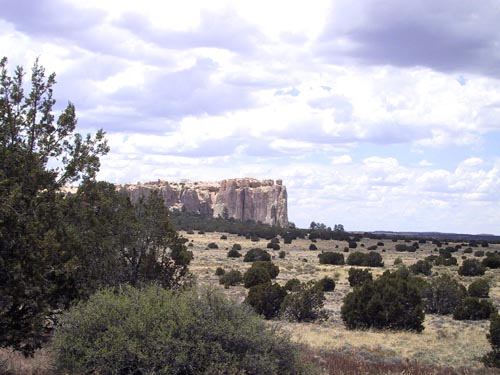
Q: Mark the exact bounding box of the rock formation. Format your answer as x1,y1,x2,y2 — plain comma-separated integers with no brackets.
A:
117,178,289,227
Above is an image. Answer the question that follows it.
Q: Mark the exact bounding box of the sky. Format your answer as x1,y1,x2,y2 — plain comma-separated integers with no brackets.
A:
1,0,500,234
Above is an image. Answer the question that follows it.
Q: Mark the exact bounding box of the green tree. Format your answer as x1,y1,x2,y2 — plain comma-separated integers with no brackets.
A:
280,281,326,322
0,57,108,355
245,283,287,319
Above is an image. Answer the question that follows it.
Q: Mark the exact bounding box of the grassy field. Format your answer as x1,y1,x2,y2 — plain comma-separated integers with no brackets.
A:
2,230,499,374
185,231,500,370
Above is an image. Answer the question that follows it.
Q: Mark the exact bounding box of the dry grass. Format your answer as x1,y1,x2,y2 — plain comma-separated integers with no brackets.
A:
185,231,500,371
0,348,54,375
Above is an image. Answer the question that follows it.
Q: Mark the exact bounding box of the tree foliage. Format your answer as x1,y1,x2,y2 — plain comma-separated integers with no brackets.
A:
341,268,424,332
280,281,325,322
0,57,108,355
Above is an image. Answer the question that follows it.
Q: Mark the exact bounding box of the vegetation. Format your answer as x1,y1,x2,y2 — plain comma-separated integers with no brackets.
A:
317,276,336,292
348,268,373,287
243,266,271,288
421,274,467,315
341,268,424,332
483,313,500,368
219,270,243,288
458,259,486,276
453,297,496,320
245,283,287,319
468,278,490,298
243,248,271,262
280,282,326,322
346,251,384,267
52,285,305,375
318,252,345,265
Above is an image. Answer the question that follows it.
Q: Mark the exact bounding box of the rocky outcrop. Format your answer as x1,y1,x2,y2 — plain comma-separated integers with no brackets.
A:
117,178,289,227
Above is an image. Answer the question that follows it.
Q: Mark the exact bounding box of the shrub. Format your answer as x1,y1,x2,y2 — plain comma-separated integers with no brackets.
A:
220,235,228,240
232,243,242,251
243,248,271,262
309,243,318,251
280,282,326,322
458,259,486,276
267,242,280,250
278,250,286,259
227,248,242,258
270,237,280,244
251,261,280,279
464,247,473,254
317,277,336,292
393,257,403,265
483,254,500,269
483,313,500,368
474,250,485,257
198,230,205,234
207,242,219,249
347,268,373,287
421,274,467,314
243,267,271,288
284,278,301,291
346,251,384,267
219,270,243,287
215,267,225,276
52,285,304,375
245,283,287,319
318,252,345,265
348,241,357,249
453,297,496,320
186,230,195,235
341,268,424,332
377,241,385,246
250,235,260,242
367,245,378,251
469,278,490,298
409,260,432,276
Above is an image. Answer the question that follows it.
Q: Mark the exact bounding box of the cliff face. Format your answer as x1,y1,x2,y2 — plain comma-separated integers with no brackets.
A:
118,178,289,227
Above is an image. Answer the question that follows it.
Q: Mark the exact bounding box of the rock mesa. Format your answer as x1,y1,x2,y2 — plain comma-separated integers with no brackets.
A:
118,178,289,227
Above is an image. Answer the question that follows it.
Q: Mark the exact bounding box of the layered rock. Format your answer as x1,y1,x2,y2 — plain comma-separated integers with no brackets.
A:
117,178,288,227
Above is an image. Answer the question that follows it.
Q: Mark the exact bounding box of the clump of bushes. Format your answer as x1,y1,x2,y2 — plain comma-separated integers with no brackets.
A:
267,242,280,250
278,250,286,259
425,255,458,266
309,243,318,251
207,242,219,249
458,259,486,276
341,268,424,332
215,267,225,276
347,268,373,287
346,251,384,267
220,234,228,240
318,252,345,265
232,243,242,251
395,244,416,252
243,266,271,288
348,241,357,249
243,248,271,262
284,278,301,291
52,285,305,375
482,313,500,368
483,254,500,269
468,278,490,298
219,270,243,288
453,297,496,320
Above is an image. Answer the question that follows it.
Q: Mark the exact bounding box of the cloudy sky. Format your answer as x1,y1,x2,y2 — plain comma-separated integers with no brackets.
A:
2,0,500,234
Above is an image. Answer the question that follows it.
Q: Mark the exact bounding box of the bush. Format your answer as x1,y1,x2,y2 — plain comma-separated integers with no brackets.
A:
474,250,485,257
243,248,271,262
469,278,490,298
207,242,219,249
267,242,280,250
409,260,432,276
377,241,385,246
348,241,357,249
421,274,467,314
280,282,326,322
215,267,225,276
483,313,500,368
52,285,304,375
458,259,486,276
245,283,287,319
367,245,378,251
220,235,228,240
317,276,336,292
251,261,279,279
243,267,271,288
341,268,424,332
278,250,286,259
232,243,242,251
309,243,318,251
227,248,242,258
284,278,301,291
346,251,383,267
348,268,373,287
464,247,473,254
425,255,458,266
393,257,403,265
453,297,496,320
483,254,500,269
219,270,243,287
318,252,345,265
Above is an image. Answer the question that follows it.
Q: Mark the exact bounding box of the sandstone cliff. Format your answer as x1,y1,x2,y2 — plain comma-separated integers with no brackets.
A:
117,178,288,227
